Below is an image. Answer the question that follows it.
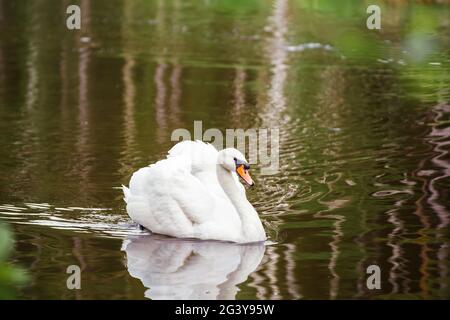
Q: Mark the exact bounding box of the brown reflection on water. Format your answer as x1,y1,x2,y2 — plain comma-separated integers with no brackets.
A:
154,61,168,144
312,64,348,300
415,103,450,298
314,173,348,300
232,66,246,120
74,0,92,202
263,0,288,124
283,243,302,299
119,0,137,178
152,59,183,146
72,236,87,300
386,202,409,295
249,0,296,300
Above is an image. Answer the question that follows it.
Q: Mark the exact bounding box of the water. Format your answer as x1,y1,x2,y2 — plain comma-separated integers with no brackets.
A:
0,0,450,299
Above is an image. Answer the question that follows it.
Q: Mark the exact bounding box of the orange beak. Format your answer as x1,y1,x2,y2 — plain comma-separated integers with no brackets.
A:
236,165,254,186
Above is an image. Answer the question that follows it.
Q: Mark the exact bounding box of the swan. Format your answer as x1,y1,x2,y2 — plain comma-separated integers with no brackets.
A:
122,140,266,243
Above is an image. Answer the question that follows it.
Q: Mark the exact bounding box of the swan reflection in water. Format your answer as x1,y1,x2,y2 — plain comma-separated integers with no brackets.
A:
122,235,265,299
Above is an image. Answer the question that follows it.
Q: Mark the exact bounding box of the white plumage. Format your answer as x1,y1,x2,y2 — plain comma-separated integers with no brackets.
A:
122,140,266,243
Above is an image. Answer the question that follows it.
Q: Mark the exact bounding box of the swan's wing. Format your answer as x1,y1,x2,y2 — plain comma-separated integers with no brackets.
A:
168,140,218,159
168,140,246,194
168,140,219,174
125,155,215,238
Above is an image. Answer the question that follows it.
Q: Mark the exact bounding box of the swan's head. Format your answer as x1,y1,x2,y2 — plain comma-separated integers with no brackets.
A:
218,148,254,186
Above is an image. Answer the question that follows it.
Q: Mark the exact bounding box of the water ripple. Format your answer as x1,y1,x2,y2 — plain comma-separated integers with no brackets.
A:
0,203,143,239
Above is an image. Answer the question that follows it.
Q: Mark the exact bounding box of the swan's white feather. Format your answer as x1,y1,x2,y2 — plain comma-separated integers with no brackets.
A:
124,140,264,243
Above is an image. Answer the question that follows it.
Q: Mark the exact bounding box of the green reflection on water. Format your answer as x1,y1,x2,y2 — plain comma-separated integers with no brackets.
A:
0,224,28,299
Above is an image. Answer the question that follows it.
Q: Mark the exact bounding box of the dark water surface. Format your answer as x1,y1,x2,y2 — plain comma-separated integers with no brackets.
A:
1,0,450,299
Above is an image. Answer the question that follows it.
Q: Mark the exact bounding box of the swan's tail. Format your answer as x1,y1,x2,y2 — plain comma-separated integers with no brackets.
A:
122,185,131,203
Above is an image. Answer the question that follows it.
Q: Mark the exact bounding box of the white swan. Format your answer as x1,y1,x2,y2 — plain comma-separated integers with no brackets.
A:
122,140,266,243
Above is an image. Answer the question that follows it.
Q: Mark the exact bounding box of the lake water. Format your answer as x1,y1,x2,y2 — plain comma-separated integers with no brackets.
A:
0,0,449,299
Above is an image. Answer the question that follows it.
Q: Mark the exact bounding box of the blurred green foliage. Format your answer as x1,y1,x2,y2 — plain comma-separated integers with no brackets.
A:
0,224,28,299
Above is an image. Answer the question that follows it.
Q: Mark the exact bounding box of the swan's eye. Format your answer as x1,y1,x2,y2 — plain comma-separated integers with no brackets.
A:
234,158,250,170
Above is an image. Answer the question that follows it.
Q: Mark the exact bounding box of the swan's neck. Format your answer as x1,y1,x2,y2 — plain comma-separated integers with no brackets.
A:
216,165,266,242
